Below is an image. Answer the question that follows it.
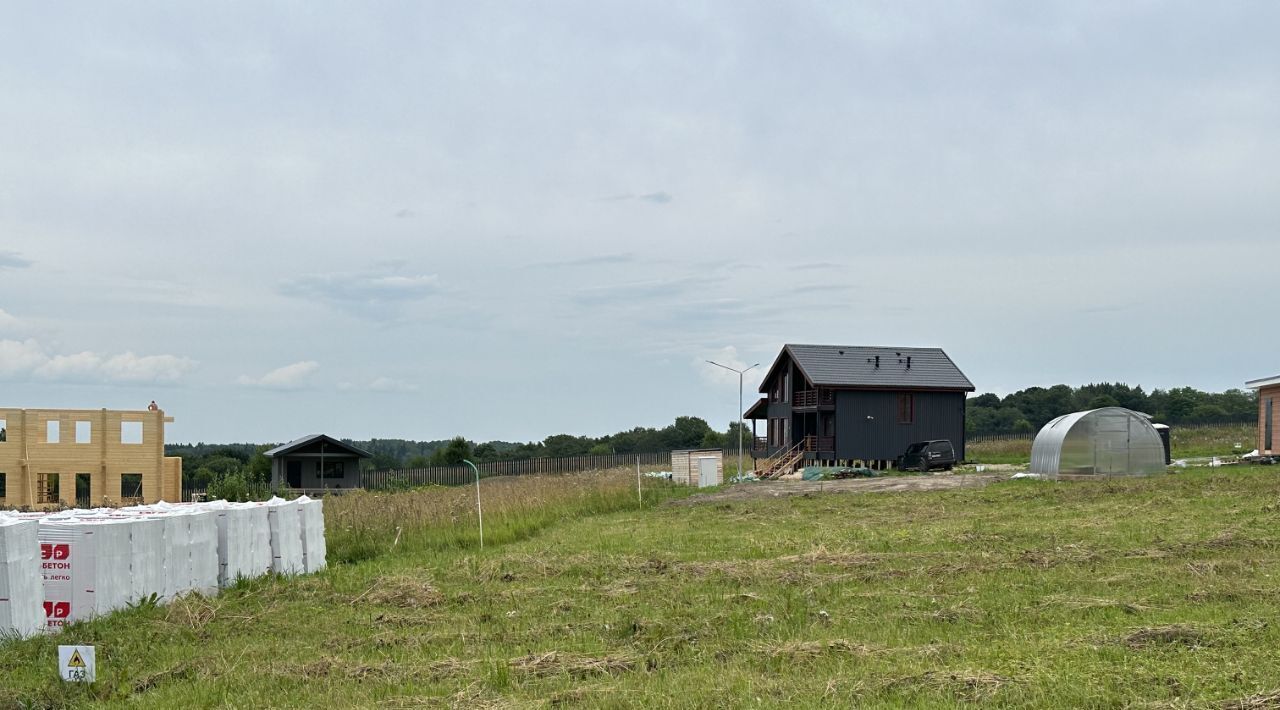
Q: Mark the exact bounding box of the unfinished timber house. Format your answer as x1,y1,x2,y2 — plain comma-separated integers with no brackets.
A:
0,407,182,508
746,344,975,477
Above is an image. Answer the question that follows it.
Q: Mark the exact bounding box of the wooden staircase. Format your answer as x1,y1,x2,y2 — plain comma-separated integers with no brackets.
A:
757,439,806,480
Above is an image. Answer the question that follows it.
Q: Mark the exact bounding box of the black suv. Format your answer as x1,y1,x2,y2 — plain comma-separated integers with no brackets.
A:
896,440,956,472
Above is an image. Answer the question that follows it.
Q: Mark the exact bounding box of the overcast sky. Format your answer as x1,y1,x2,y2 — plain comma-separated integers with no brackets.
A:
1,3,1277,444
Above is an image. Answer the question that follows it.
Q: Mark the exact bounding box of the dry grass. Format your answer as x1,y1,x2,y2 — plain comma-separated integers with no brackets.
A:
507,651,637,678
360,575,445,608
1122,625,1209,649
1220,689,1280,709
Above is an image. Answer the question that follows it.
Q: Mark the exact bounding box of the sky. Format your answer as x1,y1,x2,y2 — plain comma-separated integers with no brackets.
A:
1,3,1277,444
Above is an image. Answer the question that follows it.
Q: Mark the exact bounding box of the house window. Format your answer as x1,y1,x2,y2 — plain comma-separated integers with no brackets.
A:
47,420,60,443
0,418,7,442
1267,398,1274,451
75,421,91,444
319,461,345,479
0,472,6,500
897,394,914,424
37,474,59,504
121,473,144,500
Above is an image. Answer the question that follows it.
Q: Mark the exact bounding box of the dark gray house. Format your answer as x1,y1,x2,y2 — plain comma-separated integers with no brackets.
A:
266,434,372,492
746,344,975,470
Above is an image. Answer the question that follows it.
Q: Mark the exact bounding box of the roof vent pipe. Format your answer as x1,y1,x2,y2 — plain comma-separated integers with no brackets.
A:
874,355,880,368
906,356,912,369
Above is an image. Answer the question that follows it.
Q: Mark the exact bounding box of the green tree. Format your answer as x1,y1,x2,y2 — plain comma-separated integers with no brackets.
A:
429,436,473,465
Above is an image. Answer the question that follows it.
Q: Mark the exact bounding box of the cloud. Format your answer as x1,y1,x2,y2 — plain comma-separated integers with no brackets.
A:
279,266,440,312
0,339,48,377
698,346,765,391
0,251,33,270
539,253,637,268
237,361,320,389
0,339,196,383
0,309,23,334
338,376,419,393
595,192,674,205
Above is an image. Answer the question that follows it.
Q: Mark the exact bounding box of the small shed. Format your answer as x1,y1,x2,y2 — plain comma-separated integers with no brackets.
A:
670,449,723,487
266,434,372,492
1029,407,1167,478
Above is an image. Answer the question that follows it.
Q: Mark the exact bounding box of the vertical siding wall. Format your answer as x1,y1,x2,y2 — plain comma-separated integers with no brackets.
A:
833,391,967,461
0,408,180,508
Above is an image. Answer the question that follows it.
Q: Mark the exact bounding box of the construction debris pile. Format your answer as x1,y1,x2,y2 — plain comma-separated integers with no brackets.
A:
0,496,326,639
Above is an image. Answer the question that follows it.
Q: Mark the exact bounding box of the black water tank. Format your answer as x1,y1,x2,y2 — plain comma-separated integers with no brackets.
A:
1153,424,1171,465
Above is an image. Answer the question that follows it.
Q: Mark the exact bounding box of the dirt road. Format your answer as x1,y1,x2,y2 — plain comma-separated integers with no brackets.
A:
669,472,1004,505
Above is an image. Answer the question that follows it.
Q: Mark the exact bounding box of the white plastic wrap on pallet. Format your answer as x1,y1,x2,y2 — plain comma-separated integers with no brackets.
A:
37,518,133,626
264,498,305,575
127,516,165,603
0,517,44,639
212,503,271,586
295,496,327,573
185,510,220,595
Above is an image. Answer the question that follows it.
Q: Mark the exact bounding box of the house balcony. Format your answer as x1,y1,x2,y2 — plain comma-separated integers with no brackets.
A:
792,388,835,409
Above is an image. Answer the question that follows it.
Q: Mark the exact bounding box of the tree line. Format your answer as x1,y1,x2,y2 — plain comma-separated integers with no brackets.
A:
169,416,750,487
966,383,1256,434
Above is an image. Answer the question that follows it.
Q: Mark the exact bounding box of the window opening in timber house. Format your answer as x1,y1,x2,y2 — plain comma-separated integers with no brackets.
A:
0,418,6,442
47,420,60,443
75,473,91,507
75,421,91,444
121,421,143,444
121,474,143,501
0,472,6,501
37,473,59,504
897,394,915,424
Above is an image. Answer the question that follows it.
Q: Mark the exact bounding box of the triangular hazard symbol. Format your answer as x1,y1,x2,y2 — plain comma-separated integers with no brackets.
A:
67,650,86,668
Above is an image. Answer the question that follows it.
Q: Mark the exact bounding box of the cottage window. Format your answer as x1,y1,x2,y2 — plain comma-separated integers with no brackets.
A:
0,418,7,442
0,472,6,500
76,421,91,444
320,460,345,479
46,420,60,443
897,394,914,424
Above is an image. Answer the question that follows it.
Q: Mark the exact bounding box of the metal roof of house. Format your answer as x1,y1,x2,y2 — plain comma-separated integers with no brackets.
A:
762,344,975,391
264,434,372,458
1246,374,1280,389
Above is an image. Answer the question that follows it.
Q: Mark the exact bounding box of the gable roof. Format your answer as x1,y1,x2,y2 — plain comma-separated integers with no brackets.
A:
264,434,372,459
761,344,974,392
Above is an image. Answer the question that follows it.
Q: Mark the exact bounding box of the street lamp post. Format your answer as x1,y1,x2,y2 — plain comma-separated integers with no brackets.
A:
706,359,761,479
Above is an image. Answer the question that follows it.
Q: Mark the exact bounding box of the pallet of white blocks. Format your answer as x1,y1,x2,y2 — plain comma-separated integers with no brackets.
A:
0,496,327,638
0,516,44,639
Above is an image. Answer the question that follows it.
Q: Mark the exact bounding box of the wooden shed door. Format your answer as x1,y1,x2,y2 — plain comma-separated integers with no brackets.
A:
697,457,717,487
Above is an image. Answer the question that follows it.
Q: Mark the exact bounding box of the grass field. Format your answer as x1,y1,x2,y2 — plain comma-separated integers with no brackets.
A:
5,465,1280,707
967,422,1255,465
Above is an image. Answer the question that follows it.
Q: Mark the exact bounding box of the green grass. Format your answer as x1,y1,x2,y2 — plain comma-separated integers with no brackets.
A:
968,422,1255,465
5,467,1280,707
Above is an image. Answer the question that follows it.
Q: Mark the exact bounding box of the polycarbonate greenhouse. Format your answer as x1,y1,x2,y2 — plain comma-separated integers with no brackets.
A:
1029,407,1167,477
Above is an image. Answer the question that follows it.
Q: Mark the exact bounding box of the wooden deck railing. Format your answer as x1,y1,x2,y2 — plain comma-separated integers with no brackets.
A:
792,389,835,407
